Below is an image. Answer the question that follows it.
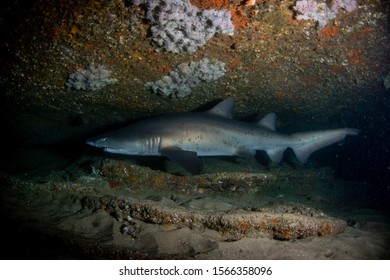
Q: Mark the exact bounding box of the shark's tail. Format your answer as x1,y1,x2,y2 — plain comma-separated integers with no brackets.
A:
289,128,360,163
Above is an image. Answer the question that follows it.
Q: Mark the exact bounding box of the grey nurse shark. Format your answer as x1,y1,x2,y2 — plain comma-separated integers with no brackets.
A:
86,98,360,174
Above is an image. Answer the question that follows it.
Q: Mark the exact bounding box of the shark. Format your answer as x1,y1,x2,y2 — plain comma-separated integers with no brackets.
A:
86,98,360,174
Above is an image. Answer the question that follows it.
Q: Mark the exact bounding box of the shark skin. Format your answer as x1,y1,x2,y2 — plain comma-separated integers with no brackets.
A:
86,98,360,174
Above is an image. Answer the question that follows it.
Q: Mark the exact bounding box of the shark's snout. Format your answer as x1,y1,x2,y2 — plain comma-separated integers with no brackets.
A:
85,140,95,146
86,137,107,147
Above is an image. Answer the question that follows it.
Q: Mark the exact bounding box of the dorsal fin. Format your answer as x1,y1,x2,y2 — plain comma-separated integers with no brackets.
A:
257,112,277,130
207,98,234,118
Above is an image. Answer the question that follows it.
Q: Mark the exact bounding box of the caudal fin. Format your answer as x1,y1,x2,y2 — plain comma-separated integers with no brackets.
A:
290,128,360,163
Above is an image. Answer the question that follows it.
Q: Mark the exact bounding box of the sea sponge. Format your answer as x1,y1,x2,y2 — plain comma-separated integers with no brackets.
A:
132,0,234,54
66,65,117,91
145,58,226,98
294,0,357,29
294,0,337,29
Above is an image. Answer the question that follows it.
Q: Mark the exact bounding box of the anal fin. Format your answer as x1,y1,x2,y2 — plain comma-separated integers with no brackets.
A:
266,148,287,163
160,146,201,175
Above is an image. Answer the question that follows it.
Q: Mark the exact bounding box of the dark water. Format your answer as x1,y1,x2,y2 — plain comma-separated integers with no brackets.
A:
332,92,390,213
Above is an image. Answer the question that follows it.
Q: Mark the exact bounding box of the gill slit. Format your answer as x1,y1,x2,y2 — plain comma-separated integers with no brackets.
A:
143,136,161,154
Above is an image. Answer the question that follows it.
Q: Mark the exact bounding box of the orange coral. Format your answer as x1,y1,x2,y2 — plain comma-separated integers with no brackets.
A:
346,49,365,65
321,26,339,40
282,228,291,238
230,7,249,30
228,57,242,70
246,0,256,6
190,0,230,10
237,220,252,232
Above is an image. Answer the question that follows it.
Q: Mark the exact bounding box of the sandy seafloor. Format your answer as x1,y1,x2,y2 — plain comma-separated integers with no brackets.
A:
1,150,389,260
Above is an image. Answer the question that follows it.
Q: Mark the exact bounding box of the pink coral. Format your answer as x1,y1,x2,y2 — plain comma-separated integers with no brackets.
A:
245,0,256,6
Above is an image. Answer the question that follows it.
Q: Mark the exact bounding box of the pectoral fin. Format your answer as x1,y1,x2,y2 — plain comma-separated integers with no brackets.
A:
160,146,201,174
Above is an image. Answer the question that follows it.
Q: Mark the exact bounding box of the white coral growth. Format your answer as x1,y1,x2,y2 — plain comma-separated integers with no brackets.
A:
132,0,234,54
294,0,357,29
66,65,118,91
145,58,226,98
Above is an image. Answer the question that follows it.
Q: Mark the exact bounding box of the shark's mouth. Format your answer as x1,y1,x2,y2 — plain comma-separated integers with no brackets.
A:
104,147,142,156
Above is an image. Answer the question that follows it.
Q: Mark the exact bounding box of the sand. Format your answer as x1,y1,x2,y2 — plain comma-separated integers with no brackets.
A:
1,156,389,259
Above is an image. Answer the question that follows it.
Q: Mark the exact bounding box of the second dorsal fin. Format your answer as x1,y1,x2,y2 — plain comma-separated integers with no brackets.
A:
257,112,277,131
207,98,234,119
